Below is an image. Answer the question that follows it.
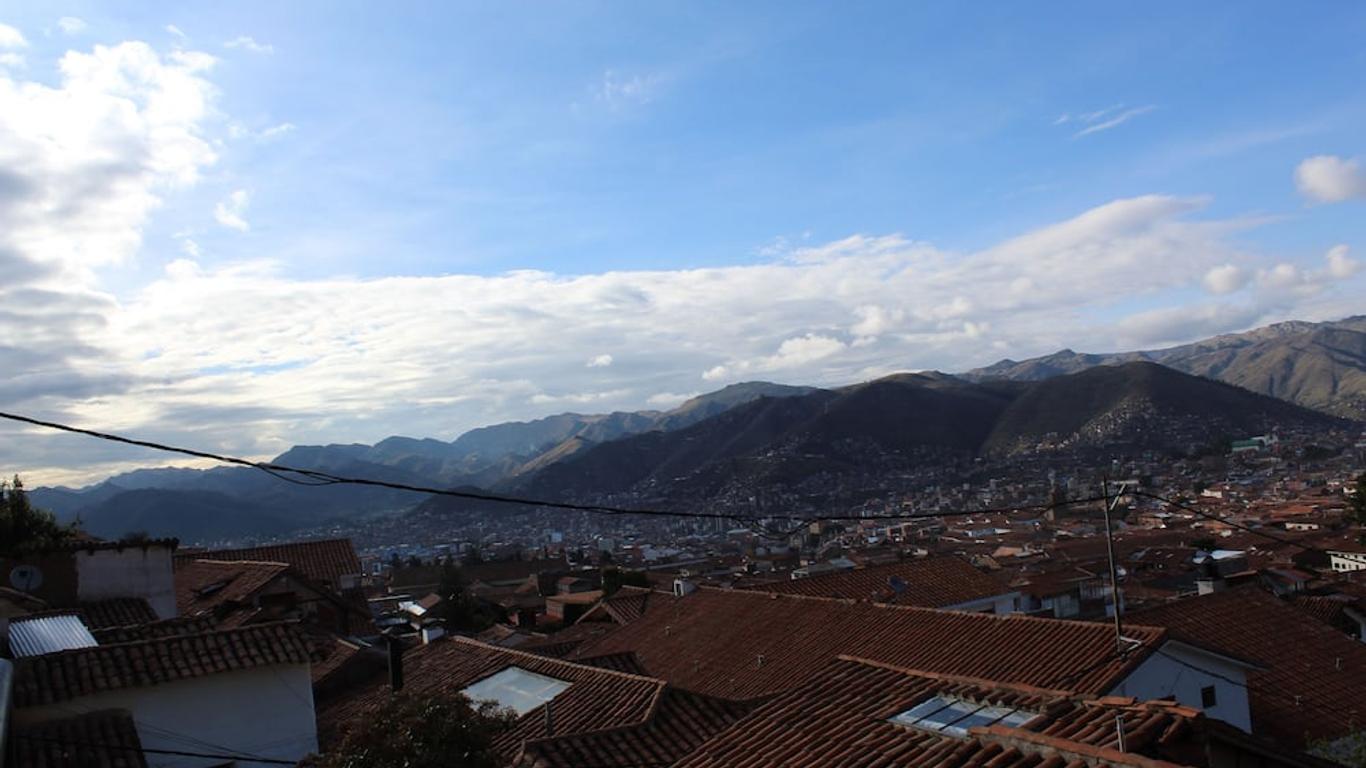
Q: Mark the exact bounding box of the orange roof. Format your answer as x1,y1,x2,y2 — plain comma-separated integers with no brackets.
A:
177,538,361,588
1134,587,1366,747
174,559,291,624
674,657,1320,768
13,621,313,707
9,709,146,768
744,556,1014,607
318,637,663,760
570,587,1166,700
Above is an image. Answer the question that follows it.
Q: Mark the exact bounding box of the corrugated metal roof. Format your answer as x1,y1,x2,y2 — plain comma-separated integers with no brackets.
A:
8,614,98,657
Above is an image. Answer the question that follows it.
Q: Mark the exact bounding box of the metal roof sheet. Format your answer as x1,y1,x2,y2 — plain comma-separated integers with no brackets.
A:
8,614,98,657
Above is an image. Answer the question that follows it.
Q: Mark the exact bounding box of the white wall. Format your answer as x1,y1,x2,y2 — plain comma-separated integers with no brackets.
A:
946,591,1021,615
16,664,317,767
76,546,177,619
1109,642,1251,732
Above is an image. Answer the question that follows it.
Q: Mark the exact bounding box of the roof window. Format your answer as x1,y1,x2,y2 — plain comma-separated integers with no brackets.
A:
889,695,1035,737
462,666,571,715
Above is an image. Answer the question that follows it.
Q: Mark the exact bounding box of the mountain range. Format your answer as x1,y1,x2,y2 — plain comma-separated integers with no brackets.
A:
30,317,1364,543
967,315,1366,420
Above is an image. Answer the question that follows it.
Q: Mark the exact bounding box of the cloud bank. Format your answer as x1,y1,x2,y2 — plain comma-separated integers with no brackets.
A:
0,29,1361,485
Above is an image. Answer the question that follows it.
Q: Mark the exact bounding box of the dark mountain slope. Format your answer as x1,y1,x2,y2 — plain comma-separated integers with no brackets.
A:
968,316,1366,419
499,363,1344,508
984,361,1339,454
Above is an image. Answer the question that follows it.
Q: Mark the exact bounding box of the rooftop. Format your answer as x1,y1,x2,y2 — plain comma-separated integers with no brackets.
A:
673,656,1325,768
176,538,361,588
1133,586,1366,746
569,587,1167,700
743,555,1014,608
12,620,313,707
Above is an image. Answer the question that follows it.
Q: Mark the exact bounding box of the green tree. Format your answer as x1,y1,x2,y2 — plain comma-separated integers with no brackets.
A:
436,559,500,632
0,476,74,557
308,691,513,768
602,567,650,596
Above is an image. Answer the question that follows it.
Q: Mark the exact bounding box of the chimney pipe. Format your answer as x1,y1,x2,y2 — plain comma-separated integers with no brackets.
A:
387,634,404,692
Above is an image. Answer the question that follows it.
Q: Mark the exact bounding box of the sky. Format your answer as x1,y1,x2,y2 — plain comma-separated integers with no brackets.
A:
1,2,1364,486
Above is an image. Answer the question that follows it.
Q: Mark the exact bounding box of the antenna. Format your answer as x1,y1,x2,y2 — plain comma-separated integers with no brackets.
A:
1100,477,1129,653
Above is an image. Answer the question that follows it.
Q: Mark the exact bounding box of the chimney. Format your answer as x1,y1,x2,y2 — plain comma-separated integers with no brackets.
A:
673,578,696,597
386,634,404,692
420,625,445,644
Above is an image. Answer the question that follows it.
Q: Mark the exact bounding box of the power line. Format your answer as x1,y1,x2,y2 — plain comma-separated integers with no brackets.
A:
0,409,1111,525
5,408,1341,558
1131,489,1336,559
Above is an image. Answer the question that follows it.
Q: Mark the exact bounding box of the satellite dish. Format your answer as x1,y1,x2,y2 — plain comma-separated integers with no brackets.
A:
10,564,44,592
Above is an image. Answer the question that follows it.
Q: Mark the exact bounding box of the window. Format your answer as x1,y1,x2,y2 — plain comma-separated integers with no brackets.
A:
1201,685,1217,708
461,666,571,715
889,695,1035,737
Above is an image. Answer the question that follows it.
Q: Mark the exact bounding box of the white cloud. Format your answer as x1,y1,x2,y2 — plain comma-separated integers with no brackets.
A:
214,189,251,231
1073,105,1156,138
57,17,87,35
0,23,27,49
165,24,187,40
594,70,659,107
1203,264,1249,294
4,52,1365,493
0,52,23,69
0,34,219,477
259,121,295,139
647,392,696,407
223,36,273,54
1295,155,1366,203
1325,244,1359,279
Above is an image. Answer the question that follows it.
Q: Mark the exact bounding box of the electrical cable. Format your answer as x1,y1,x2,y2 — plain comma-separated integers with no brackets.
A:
0,409,1114,525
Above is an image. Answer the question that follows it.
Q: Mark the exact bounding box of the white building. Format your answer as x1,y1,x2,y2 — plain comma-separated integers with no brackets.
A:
8,621,317,767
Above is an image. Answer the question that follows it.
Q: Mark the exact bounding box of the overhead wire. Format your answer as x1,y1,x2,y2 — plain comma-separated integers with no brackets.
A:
0,409,1115,526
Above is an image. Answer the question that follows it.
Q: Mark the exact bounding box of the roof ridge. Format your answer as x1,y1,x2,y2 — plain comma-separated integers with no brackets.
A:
832,654,1084,698
449,635,671,686
700,584,1169,635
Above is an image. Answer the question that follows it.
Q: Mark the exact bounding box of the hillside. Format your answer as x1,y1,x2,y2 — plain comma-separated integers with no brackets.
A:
496,362,1343,509
968,316,1366,419
33,380,817,539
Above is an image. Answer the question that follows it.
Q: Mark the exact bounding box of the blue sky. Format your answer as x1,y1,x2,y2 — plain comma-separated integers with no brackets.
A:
0,2,1363,482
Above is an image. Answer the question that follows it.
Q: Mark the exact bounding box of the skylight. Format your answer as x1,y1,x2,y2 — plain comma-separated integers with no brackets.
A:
889,695,1035,737
461,666,572,716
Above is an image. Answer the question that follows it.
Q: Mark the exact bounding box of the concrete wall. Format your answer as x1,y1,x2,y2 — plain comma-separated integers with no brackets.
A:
76,546,176,619
16,664,317,767
1109,642,1251,732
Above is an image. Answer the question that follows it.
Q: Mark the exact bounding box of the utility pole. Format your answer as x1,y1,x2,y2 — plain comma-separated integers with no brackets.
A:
1100,476,1128,653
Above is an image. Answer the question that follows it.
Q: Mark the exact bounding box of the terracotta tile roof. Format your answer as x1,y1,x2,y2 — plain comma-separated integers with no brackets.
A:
89,615,219,644
569,587,1166,700
75,598,159,630
1133,586,1366,747
522,686,756,768
675,657,1325,768
744,556,1015,608
12,620,313,707
317,636,663,761
1291,593,1366,637
174,559,290,624
8,709,147,768
177,538,361,588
